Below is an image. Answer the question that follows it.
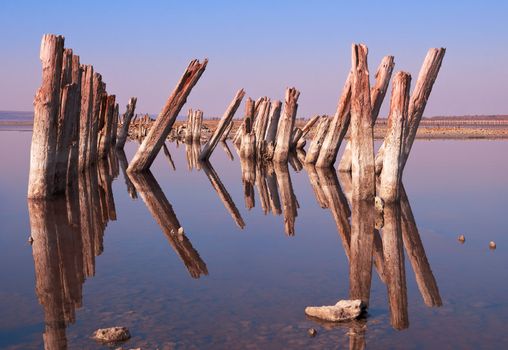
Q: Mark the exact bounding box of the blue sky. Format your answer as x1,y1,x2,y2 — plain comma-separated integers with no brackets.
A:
0,0,507,117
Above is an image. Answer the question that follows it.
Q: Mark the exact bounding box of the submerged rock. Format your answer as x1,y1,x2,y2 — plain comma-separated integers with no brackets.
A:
307,328,317,337
489,241,496,249
305,299,365,322
93,326,131,343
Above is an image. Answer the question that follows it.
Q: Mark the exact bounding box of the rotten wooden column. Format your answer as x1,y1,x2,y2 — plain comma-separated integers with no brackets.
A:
273,88,300,163
116,97,137,149
264,100,282,159
239,98,256,159
28,34,65,199
253,99,271,155
128,59,208,172
338,56,395,172
350,44,375,201
77,64,93,172
379,72,411,202
86,74,104,166
54,49,82,193
199,89,245,161
98,94,116,159
305,116,330,164
375,48,446,173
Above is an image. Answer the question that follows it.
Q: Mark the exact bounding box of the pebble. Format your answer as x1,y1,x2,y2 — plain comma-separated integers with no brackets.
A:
458,234,465,243
93,326,131,343
489,241,496,249
308,328,317,337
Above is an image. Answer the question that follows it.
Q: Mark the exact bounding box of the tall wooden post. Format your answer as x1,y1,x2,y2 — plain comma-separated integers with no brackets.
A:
350,44,375,201
28,34,65,199
379,72,411,202
116,97,137,149
128,59,207,172
98,95,116,159
273,88,300,163
77,65,92,171
199,89,245,161
87,75,104,165
240,98,256,160
264,100,282,159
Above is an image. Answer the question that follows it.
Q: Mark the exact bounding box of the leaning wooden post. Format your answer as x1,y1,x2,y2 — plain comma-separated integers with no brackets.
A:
338,56,395,172
273,88,300,163
116,97,137,149
379,72,411,202
350,44,375,201
28,34,65,199
314,73,352,167
199,89,245,161
305,116,330,164
290,115,319,149
375,48,445,173
128,59,208,172
98,95,116,159
220,118,234,142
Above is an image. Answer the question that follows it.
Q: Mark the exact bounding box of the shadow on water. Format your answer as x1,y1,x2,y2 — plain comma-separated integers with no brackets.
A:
27,141,441,349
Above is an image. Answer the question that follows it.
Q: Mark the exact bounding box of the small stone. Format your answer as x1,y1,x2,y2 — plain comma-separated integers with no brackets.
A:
489,241,496,249
305,299,365,322
458,234,465,243
28,236,34,245
93,327,131,343
374,196,384,213
308,328,317,337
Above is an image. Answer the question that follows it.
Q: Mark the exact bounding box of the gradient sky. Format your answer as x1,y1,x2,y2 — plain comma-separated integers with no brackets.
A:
0,0,507,118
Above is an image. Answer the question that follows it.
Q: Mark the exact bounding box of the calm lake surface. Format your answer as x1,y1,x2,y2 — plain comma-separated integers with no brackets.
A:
0,129,507,349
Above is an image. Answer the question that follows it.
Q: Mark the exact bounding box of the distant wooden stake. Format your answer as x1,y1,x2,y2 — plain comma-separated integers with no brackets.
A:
128,59,208,172
199,89,245,161
273,88,300,163
350,44,375,201
28,34,65,199
339,56,395,172
375,48,445,173
379,72,411,202
116,97,137,149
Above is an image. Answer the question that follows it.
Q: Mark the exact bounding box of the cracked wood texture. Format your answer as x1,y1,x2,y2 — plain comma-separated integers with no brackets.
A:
128,59,207,172
273,88,300,163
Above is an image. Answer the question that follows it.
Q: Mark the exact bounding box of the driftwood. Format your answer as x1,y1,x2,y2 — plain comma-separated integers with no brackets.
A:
128,59,207,172
200,89,245,161
375,48,446,173
338,56,395,172
28,34,65,199
379,72,411,202
273,88,300,163
305,116,330,164
350,44,375,201
116,97,137,149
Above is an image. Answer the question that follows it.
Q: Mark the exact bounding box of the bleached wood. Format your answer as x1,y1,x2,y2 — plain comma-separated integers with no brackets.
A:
98,95,116,158
273,88,300,163
305,116,330,164
290,115,319,149
264,100,282,159
116,97,137,149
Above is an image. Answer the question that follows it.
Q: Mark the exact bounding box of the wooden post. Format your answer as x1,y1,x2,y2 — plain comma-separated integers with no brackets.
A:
192,109,203,142
116,97,137,149
28,34,65,199
199,89,245,161
128,59,207,172
314,73,351,167
263,100,282,159
75,64,94,173
338,56,395,172
350,44,375,201
220,118,234,142
375,48,445,173
379,72,411,202
87,75,104,165
273,88,300,163
253,100,270,155
54,51,82,193
111,103,119,145
305,116,330,164
185,109,194,143
98,95,116,159
239,98,256,160
290,115,319,149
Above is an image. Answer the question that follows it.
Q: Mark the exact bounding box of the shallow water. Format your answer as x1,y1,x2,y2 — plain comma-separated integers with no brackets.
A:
0,130,507,349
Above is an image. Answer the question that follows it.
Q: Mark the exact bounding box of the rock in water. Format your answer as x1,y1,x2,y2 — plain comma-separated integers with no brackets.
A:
93,327,131,343
305,299,365,322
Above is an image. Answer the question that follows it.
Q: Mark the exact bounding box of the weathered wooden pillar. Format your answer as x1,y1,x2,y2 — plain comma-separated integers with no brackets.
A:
116,97,137,149
239,98,256,159
220,118,234,142
199,89,245,161
314,73,351,168
28,34,65,199
192,109,203,142
379,72,411,202
254,99,270,155
338,56,395,172
273,88,300,163
264,100,282,159
76,64,92,173
128,59,208,172
111,103,119,145
87,75,104,165
290,115,319,149
375,48,445,173
185,109,194,143
350,44,375,201
305,116,330,164
98,95,116,159
54,50,82,193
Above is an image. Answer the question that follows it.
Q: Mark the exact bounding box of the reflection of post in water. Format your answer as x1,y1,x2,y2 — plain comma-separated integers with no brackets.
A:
255,161,270,214
273,162,298,236
400,185,442,307
304,164,328,209
288,151,303,173
185,141,201,171
220,140,234,161
98,156,117,222
240,157,256,210
349,199,375,306
116,148,138,199
264,161,282,215
128,170,208,278
382,202,409,330
201,160,245,229
162,142,176,171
